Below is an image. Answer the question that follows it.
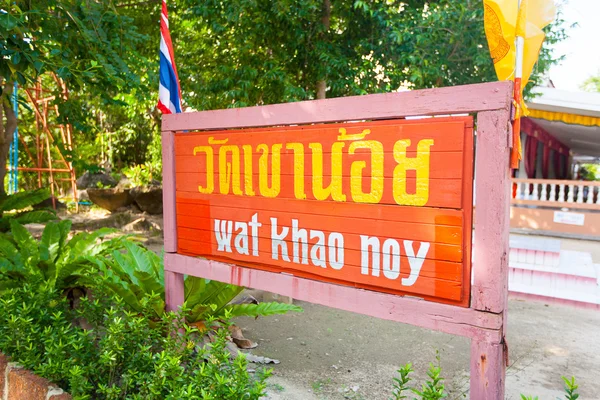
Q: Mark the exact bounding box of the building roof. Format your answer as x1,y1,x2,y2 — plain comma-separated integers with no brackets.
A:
526,87,600,158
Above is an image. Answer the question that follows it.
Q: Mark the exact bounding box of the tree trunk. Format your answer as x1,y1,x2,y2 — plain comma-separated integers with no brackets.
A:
316,0,331,100
0,80,18,197
316,80,327,99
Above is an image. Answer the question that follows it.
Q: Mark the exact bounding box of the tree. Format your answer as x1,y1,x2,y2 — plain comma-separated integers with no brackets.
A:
174,0,565,110
581,72,600,92
0,0,150,195
2,1,566,192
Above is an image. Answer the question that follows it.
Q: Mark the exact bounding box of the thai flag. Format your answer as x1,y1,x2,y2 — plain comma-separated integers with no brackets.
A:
157,0,182,114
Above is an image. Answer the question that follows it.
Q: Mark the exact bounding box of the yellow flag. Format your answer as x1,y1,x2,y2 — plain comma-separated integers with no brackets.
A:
483,0,556,106
483,0,555,169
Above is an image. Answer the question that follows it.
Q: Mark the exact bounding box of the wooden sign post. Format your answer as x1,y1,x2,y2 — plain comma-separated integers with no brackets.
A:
161,82,512,399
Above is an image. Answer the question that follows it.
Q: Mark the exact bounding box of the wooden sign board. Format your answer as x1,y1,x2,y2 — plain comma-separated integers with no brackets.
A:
162,82,513,400
174,118,473,306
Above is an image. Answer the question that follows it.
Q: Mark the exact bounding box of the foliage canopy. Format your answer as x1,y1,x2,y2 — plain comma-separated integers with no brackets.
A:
2,0,567,191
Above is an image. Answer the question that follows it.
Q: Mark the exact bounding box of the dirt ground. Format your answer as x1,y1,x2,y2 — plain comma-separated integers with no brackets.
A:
62,209,600,399
238,299,600,400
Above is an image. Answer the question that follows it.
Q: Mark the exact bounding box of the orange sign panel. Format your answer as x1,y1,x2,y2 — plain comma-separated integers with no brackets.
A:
174,117,474,306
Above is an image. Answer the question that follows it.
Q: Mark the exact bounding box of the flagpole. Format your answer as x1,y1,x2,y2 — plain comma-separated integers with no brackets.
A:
511,0,525,169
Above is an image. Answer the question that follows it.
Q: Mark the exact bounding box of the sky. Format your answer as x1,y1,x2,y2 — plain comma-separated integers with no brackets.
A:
548,0,600,91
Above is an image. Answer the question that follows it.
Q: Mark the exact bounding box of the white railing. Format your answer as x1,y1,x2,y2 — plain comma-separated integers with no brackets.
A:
512,178,600,210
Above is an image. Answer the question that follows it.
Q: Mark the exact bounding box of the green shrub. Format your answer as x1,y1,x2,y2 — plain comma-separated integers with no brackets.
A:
122,164,156,187
0,188,57,232
97,241,302,323
0,219,129,293
391,352,446,400
0,283,270,399
390,358,580,400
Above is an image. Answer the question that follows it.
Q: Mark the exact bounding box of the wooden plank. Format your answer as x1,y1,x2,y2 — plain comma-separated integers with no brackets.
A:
177,234,462,280
161,130,177,253
175,208,464,248
177,229,462,265
470,108,511,400
164,270,184,313
163,253,502,341
175,193,464,226
460,110,475,308
470,339,506,399
173,119,467,153
175,173,463,209
162,82,511,131
175,151,465,179
472,110,511,313
173,118,468,209
178,238,463,301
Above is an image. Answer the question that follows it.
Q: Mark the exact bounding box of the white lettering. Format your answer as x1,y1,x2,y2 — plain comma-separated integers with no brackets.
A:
360,235,380,276
248,213,262,257
382,239,401,280
402,240,430,286
234,222,249,255
270,217,290,262
309,230,326,268
214,219,233,253
291,219,309,265
328,232,344,270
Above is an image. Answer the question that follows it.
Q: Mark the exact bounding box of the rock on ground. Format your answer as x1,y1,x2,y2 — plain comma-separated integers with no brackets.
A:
76,171,117,189
87,188,133,212
131,186,163,214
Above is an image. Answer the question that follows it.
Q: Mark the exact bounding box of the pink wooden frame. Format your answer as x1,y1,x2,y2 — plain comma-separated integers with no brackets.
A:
161,81,513,399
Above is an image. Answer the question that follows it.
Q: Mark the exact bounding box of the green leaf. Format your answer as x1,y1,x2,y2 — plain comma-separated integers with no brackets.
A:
56,219,72,259
64,228,123,261
197,281,243,311
40,222,61,264
108,250,142,287
184,276,206,304
123,242,156,276
0,189,51,212
188,303,209,323
13,210,58,225
0,257,24,276
0,234,19,261
133,270,163,296
197,284,245,319
221,302,303,318
9,219,38,262
54,260,84,285
101,272,144,313
33,60,44,73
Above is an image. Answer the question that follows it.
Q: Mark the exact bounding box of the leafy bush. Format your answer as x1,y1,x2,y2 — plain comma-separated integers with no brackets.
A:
0,188,57,232
122,163,157,187
579,163,599,181
97,241,302,322
0,219,129,293
0,283,270,399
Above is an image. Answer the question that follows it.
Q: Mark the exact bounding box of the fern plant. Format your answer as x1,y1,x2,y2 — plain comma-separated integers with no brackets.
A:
97,242,302,322
0,219,130,293
0,188,57,232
